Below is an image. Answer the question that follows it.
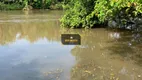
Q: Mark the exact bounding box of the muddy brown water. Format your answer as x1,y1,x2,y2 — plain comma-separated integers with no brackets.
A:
0,10,142,80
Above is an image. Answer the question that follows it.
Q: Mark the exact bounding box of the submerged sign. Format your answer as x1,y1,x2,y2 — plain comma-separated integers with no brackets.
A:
61,34,81,45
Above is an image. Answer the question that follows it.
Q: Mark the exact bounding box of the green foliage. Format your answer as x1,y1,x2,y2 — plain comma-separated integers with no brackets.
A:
0,0,64,10
45,0,52,8
0,2,24,10
49,2,63,10
27,0,63,9
60,0,99,28
61,0,142,28
94,0,142,22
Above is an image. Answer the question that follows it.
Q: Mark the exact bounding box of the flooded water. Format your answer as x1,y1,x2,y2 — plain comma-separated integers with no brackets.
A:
0,10,142,80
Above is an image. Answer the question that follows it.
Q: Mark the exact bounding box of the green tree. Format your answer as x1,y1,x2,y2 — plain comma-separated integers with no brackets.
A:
60,0,99,28
60,0,142,29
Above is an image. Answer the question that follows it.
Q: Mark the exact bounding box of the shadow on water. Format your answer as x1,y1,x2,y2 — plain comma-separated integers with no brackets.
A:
65,29,142,80
106,29,142,66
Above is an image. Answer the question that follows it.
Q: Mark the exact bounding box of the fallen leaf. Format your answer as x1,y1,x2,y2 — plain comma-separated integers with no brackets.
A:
138,75,141,78
84,70,91,74
116,78,119,80
110,73,114,76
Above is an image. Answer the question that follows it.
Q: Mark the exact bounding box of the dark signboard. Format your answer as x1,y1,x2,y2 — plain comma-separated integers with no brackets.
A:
61,34,81,45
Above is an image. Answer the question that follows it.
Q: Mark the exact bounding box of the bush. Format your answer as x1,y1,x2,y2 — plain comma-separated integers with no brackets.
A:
94,0,142,27
60,0,142,29
49,2,63,10
60,0,99,28
0,2,24,10
0,0,63,10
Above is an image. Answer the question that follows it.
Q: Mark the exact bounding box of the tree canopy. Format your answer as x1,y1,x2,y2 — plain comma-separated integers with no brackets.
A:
60,0,142,29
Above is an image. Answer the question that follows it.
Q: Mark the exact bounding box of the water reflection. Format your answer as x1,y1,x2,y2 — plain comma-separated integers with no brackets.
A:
0,22,61,45
0,10,142,80
0,10,75,80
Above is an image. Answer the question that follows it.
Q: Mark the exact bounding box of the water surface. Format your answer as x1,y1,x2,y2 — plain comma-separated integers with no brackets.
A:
0,10,142,80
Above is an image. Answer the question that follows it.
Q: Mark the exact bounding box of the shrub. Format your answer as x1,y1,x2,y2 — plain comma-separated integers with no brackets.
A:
60,0,99,28
0,2,24,10
60,0,142,29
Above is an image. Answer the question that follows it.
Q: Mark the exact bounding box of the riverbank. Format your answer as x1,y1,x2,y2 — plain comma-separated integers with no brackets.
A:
0,0,142,32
